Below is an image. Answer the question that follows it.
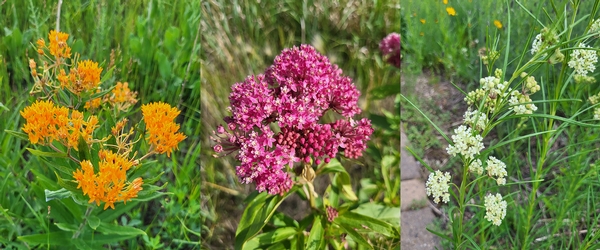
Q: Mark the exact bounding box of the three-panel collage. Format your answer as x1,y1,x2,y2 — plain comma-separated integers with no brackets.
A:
12,0,597,249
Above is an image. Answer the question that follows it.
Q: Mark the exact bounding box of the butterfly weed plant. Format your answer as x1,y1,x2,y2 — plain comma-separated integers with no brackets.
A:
403,0,600,248
7,30,186,247
211,44,400,249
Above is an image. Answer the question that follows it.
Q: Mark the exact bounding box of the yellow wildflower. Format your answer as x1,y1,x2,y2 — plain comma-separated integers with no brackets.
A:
420,19,426,24
73,150,142,210
494,20,503,29
141,102,186,157
443,0,448,4
48,30,71,60
446,7,457,16
420,32,424,36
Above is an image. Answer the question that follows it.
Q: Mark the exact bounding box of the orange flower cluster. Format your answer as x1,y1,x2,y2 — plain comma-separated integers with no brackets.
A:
20,100,99,151
141,102,186,157
59,60,103,94
20,100,69,145
73,150,143,210
36,30,72,60
85,82,138,111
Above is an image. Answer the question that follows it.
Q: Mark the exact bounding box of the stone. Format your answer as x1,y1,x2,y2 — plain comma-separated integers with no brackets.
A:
401,179,428,211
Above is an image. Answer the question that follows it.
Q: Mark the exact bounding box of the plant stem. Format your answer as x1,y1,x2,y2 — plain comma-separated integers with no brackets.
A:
72,206,93,239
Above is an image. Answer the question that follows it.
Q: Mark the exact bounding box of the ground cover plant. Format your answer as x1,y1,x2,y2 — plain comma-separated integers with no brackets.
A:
402,0,600,248
200,0,400,249
0,1,200,248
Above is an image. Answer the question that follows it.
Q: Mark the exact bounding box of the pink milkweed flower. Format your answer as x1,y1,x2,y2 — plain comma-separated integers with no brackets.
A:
380,33,401,68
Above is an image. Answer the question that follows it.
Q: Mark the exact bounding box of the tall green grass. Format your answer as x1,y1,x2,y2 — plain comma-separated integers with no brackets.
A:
0,0,200,248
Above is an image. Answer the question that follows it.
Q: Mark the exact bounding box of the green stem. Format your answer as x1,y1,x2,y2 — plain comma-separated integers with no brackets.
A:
72,206,93,239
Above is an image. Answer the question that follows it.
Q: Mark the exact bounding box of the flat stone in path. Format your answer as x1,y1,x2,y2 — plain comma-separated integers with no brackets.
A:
401,127,421,180
401,208,442,249
401,179,427,211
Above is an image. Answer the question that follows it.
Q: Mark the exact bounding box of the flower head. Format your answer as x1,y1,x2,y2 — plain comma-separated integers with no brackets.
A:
108,82,138,111
20,100,69,145
142,102,187,157
486,156,507,185
426,170,451,204
47,30,72,60
446,7,457,16
484,193,507,226
568,43,598,77
494,20,503,29
379,33,401,68
64,60,103,94
446,125,484,160
73,150,143,210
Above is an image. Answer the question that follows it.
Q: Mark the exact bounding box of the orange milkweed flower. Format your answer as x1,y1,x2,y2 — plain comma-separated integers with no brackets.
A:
141,102,186,157
20,100,69,145
65,60,103,95
446,7,457,16
73,150,143,210
48,30,71,60
109,82,138,111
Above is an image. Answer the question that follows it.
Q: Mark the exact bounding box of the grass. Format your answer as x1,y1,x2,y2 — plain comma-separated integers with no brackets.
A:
0,0,200,249
201,0,400,249
402,0,600,248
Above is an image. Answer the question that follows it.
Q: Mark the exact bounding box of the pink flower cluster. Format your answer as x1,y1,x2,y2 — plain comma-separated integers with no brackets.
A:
380,33,401,68
212,44,373,195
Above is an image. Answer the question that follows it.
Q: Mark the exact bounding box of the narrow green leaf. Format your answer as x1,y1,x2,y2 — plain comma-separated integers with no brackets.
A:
338,222,373,249
55,223,78,232
369,84,400,99
4,129,28,141
352,203,401,227
95,222,146,236
99,67,116,85
306,215,325,249
235,187,297,249
55,172,80,193
245,227,297,249
27,148,68,158
336,211,397,238
317,158,346,175
334,172,358,201
45,188,72,202
18,232,72,246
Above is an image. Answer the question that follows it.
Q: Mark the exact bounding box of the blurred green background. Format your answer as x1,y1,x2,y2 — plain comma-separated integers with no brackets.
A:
0,0,200,249
201,0,400,249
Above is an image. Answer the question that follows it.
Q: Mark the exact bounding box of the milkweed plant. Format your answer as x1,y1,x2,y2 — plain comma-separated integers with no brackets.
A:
211,43,400,249
403,1,600,248
7,30,186,246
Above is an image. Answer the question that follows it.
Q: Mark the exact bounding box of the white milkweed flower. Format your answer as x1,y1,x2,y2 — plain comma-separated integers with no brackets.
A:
591,19,600,34
509,90,537,115
484,193,507,226
426,170,451,204
589,93,600,105
469,159,484,175
486,156,507,185
594,108,600,120
531,34,544,55
463,109,488,132
568,43,598,76
524,76,540,94
446,125,485,160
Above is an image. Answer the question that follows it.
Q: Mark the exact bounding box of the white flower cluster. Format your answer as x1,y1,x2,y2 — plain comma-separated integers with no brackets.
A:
426,170,451,204
591,19,600,34
523,75,540,94
595,109,600,120
463,109,488,132
469,159,484,175
589,93,600,105
531,29,559,56
531,34,544,55
509,90,537,115
484,193,507,226
568,43,598,77
465,74,511,112
486,156,507,185
446,125,485,160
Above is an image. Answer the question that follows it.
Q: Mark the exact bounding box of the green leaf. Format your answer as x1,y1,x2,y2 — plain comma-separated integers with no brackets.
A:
352,203,401,227
18,232,72,246
335,211,398,238
45,188,72,202
99,67,115,85
88,215,101,230
368,114,391,131
55,172,80,193
334,172,358,201
306,215,325,249
245,227,297,249
4,130,28,141
317,158,346,175
55,223,78,232
0,102,9,112
27,148,68,158
369,84,400,100
77,135,92,161
95,222,147,236
235,187,297,249
155,51,172,80
337,222,372,249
